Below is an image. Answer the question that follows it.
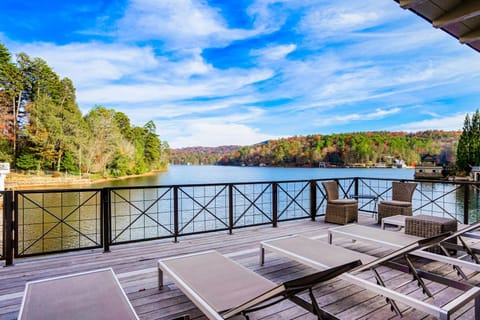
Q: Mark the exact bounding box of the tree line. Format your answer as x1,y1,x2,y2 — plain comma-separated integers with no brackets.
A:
216,131,460,168
0,42,169,177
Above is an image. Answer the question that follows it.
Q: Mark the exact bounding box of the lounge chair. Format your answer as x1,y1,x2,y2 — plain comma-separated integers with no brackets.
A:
158,250,361,319
328,223,480,280
18,268,139,320
260,234,480,319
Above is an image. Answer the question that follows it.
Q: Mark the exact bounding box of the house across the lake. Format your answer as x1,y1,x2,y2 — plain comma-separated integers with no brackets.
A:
471,166,480,182
414,154,444,180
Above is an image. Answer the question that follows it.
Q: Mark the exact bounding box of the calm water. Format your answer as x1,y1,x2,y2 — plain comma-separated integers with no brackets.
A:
98,165,415,187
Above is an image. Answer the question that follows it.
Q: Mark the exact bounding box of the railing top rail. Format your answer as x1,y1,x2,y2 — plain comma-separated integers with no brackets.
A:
7,176,479,193
100,177,355,190
12,187,104,194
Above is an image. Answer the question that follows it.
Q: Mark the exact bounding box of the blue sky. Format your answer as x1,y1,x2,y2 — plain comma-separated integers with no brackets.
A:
1,1,480,148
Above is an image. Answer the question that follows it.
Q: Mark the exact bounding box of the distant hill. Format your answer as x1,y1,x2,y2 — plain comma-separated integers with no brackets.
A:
216,131,461,168
170,146,241,165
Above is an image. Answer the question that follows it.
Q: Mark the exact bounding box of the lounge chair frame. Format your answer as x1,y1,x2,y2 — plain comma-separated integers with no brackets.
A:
260,234,480,319
158,250,361,320
328,223,480,280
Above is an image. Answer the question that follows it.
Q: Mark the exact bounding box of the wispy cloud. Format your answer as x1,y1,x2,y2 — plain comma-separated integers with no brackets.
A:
393,112,468,132
314,108,401,127
117,0,263,49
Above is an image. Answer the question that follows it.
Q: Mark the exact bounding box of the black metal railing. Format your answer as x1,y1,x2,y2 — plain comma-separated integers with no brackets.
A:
1,177,479,266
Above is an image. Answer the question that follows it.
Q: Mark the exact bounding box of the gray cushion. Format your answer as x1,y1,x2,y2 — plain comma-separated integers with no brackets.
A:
380,200,411,207
329,199,357,205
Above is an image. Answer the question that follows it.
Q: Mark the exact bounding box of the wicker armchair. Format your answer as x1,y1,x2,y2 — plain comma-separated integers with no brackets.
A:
322,181,358,225
377,182,417,224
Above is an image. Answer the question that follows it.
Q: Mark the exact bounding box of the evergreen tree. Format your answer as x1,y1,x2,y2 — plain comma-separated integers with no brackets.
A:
457,110,480,172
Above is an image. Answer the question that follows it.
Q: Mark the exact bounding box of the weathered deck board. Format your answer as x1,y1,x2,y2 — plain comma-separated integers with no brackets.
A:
0,215,478,320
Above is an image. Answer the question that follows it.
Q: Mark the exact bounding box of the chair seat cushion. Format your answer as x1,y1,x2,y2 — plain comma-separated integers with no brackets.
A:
329,199,357,205
380,200,411,207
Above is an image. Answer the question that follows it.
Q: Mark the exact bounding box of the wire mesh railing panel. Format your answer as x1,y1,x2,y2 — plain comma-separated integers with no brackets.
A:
232,183,272,227
315,181,327,216
337,179,355,199
277,181,310,221
414,182,463,221
357,178,391,213
15,190,102,257
178,185,229,234
469,185,480,224
110,187,174,243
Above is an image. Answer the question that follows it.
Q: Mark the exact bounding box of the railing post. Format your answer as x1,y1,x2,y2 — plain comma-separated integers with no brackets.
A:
310,180,317,221
464,183,469,225
101,188,110,253
173,186,179,242
4,191,14,266
228,184,234,234
354,177,359,198
272,183,278,227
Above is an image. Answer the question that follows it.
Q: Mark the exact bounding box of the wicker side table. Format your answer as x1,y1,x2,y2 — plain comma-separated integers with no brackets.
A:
405,215,457,253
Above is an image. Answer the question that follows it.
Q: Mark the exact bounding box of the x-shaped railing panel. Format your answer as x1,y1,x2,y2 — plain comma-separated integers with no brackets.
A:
178,185,229,234
277,182,310,220
110,187,174,243
414,184,462,220
232,183,272,227
15,191,101,256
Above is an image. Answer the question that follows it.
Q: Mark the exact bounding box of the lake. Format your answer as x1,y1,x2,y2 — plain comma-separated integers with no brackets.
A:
98,165,416,187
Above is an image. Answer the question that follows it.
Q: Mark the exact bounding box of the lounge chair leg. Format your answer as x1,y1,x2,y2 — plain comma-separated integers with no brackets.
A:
439,244,468,280
404,255,433,298
328,232,332,244
308,288,323,319
371,268,402,317
458,236,480,264
475,295,480,320
260,246,265,266
158,268,163,289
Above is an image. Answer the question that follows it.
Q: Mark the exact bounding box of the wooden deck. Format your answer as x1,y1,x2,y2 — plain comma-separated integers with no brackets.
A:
0,214,479,320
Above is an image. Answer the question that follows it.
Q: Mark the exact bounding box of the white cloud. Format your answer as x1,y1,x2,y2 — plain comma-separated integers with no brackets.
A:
12,42,158,87
166,121,277,147
78,67,273,105
393,113,467,132
298,2,393,39
251,44,296,61
314,108,401,127
117,0,263,49
155,106,275,147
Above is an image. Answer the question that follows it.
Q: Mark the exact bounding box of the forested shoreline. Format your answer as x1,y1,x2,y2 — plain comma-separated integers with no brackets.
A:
219,131,460,168
0,42,169,178
172,131,460,168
